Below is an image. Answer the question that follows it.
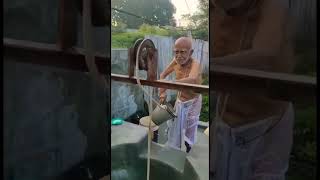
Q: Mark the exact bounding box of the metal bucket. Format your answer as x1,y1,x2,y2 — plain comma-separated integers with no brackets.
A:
151,104,176,126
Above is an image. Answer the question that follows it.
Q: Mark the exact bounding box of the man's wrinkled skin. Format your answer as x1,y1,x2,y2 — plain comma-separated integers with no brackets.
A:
211,0,295,127
159,37,202,103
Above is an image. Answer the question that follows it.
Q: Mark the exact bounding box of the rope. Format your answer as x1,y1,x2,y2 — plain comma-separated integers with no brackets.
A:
134,39,159,180
135,39,176,115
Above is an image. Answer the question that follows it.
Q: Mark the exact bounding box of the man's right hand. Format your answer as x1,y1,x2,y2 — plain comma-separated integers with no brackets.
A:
159,87,166,94
159,92,167,104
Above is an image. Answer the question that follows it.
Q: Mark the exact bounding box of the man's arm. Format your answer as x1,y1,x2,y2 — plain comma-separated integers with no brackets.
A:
176,60,202,84
212,0,288,71
160,60,176,80
159,60,176,103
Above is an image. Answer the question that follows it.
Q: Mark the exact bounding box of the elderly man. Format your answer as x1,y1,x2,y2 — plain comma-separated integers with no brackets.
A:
159,37,203,153
210,0,295,180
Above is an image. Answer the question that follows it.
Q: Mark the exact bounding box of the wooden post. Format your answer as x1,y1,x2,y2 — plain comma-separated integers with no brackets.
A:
57,0,78,50
147,48,158,81
128,47,135,77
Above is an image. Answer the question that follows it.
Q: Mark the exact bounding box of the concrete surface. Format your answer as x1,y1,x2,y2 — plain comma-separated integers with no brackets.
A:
153,121,209,180
187,129,209,180
111,121,148,147
111,121,209,180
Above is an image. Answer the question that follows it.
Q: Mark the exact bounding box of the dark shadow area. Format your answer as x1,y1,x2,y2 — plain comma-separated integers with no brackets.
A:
3,0,111,179
209,0,316,180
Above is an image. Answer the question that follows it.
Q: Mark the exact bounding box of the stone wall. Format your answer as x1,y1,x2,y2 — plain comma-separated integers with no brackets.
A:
111,49,146,119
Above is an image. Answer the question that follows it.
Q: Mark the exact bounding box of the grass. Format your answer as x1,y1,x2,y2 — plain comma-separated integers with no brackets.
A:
200,74,209,122
111,32,144,48
200,94,209,122
287,41,316,179
287,103,317,180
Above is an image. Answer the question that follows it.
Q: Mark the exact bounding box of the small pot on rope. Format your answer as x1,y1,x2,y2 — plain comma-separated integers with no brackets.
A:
139,116,159,141
150,102,176,126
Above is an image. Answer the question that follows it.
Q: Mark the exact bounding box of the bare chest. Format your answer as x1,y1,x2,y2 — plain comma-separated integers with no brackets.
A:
174,64,192,79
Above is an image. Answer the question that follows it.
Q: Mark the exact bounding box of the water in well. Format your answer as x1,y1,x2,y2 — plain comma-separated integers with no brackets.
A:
111,144,198,180
111,158,182,180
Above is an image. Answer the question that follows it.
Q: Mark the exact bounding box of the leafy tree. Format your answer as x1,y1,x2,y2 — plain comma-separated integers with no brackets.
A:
112,0,176,29
181,0,208,40
111,20,127,33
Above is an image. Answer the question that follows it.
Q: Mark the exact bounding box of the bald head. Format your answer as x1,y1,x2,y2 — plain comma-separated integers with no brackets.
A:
175,37,193,50
174,37,193,65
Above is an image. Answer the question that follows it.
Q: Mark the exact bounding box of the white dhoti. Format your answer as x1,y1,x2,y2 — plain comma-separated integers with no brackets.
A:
210,101,294,180
166,95,202,150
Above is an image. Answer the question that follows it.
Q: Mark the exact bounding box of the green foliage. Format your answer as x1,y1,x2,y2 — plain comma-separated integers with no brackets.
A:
288,41,316,179
112,0,176,29
192,29,208,41
200,94,209,122
138,24,170,36
287,103,317,180
181,0,209,40
111,24,195,48
288,42,316,180
293,48,317,76
111,31,144,48
292,37,316,76
199,75,209,122
111,21,127,33
166,28,189,39
292,105,316,161
202,73,209,85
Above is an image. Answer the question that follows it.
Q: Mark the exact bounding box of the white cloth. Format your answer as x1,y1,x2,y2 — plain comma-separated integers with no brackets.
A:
210,102,294,180
166,95,202,150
